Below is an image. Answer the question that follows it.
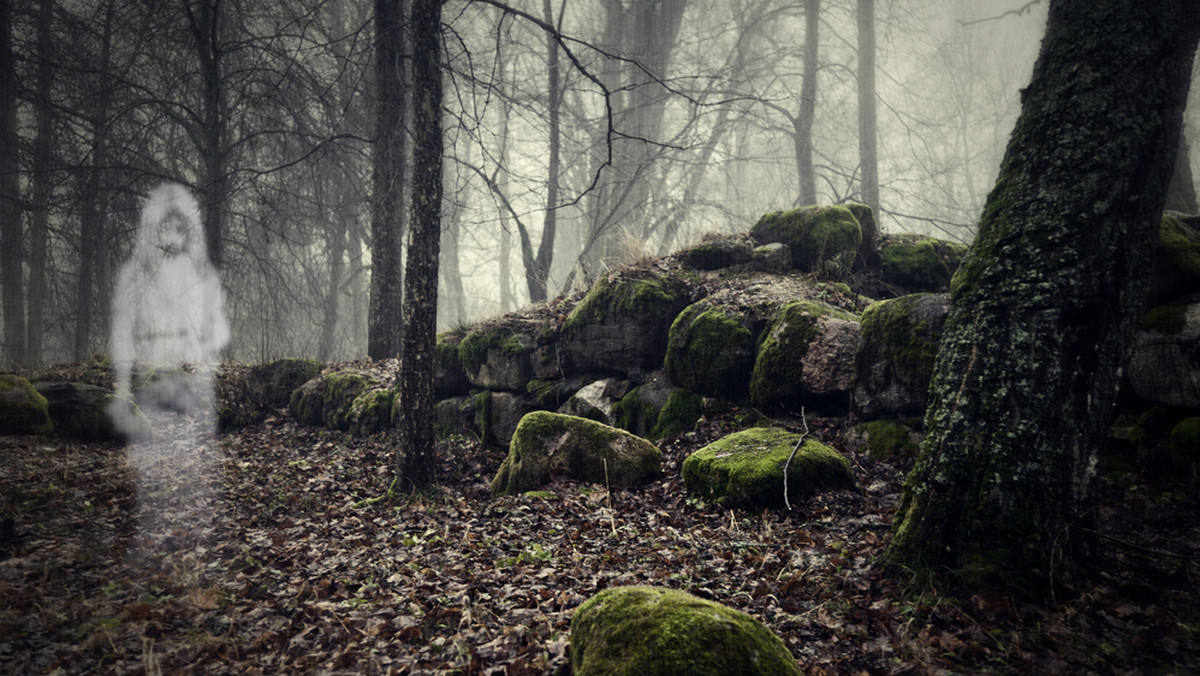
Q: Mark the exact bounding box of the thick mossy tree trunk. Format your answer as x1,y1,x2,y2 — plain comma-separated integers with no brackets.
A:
884,0,1200,597
395,0,442,492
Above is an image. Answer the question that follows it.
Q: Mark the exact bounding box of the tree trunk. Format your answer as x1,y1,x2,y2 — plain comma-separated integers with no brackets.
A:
856,0,880,267
26,0,54,366
186,0,228,270
1165,126,1197,213
0,0,25,367
527,0,562,304
368,0,408,360
884,0,1200,598
395,0,442,492
796,0,818,206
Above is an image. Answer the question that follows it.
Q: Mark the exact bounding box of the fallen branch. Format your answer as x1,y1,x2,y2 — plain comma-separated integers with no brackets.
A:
783,408,809,510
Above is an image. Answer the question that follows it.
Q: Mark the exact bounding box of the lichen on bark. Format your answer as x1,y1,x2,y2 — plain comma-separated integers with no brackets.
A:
884,0,1200,598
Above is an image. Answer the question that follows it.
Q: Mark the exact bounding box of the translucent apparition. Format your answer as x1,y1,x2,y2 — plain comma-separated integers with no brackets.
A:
108,183,229,439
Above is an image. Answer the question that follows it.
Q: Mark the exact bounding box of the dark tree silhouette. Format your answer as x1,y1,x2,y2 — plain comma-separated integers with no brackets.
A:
884,0,1200,597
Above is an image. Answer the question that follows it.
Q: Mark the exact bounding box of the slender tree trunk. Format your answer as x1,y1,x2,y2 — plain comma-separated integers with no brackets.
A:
796,0,819,205
26,0,53,366
884,0,1200,598
186,0,228,269
395,0,442,491
0,0,25,366
527,0,562,304
318,184,346,362
368,0,408,359
856,0,880,265
75,0,116,363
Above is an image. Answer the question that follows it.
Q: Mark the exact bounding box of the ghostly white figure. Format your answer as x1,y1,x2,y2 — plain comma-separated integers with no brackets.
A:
109,183,229,437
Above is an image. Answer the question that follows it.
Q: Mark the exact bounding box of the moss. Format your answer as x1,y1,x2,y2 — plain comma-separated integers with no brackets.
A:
878,234,967,291
473,390,494,445
570,585,801,676
665,303,755,398
491,411,661,496
1155,213,1200,293
0,375,53,435
322,371,373,431
611,386,658,435
458,329,526,378
749,205,862,274
649,389,702,439
863,420,918,460
564,273,689,336
855,294,943,389
750,300,857,409
290,377,326,426
1141,305,1188,333
1169,417,1200,482
349,388,397,436
682,427,856,510
680,239,753,270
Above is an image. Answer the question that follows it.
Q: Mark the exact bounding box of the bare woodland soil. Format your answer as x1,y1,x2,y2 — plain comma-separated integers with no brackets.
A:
1,383,1198,674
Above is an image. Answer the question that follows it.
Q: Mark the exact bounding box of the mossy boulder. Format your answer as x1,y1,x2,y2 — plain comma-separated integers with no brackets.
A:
289,376,327,426
435,395,477,439
750,243,792,273
435,331,472,397
322,370,374,431
491,411,662,496
562,272,692,375
34,381,130,442
459,327,532,391
219,358,323,430
680,236,754,270
852,293,950,420
650,388,704,439
348,388,396,436
750,300,860,414
608,372,695,439
1149,212,1200,306
558,378,630,425
1126,301,1200,409
665,300,758,399
749,205,862,275
526,377,589,410
1169,417,1200,483
682,427,856,510
0,375,53,435
570,585,800,676
878,233,967,293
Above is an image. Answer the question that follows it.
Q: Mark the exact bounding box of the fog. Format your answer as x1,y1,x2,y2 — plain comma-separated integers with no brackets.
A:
4,0,1189,368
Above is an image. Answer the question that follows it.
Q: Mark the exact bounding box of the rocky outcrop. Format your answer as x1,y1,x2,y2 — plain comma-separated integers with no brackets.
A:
878,234,967,293
491,412,662,496
682,427,856,509
852,293,950,420
219,358,322,431
34,381,130,442
0,375,53,436
570,586,801,676
665,299,760,400
750,300,860,414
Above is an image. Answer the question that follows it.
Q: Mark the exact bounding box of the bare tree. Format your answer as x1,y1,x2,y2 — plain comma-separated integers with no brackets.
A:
0,0,24,366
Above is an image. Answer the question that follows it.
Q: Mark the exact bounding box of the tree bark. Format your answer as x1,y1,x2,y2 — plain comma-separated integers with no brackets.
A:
368,0,408,360
27,0,54,366
0,0,25,366
526,0,562,304
185,0,228,270
796,0,818,206
856,0,880,267
395,0,442,492
884,0,1200,597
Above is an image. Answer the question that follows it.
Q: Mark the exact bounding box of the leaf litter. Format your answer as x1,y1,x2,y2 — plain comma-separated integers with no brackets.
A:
1,376,1198,675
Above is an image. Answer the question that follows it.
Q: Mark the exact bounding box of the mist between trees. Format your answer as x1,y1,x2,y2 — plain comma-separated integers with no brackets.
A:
0,0,1161,367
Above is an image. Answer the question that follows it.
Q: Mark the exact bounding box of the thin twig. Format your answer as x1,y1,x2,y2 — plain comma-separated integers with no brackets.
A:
783,408,809,510
603,458,617,537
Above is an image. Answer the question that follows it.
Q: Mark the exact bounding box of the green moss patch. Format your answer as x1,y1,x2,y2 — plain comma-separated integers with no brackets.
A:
321,371,373,431
750,205,862,274
862,420,919,460
1142,304,1188,333
665,302,756,399
878,233,967,292
682,427,856,510
0,375,53,435
750,300,857,409
570,585,800,676
349,388,397,436
650,389,703,439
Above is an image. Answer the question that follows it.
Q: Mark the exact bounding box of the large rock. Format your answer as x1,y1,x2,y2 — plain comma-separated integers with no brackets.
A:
1127,302,1200,409
878,234,967,293
459,327,533,391
852,293,950,420
562,271,691,375
665,300,759,399
1149,212,1200,306
219,358,322,431
750,300,860,414
682,427,856,510
680,235,754,270
0,375,53,435
435,331,472,398
557,377,630,425
609,371,697,439
322,370,374,431
749,205,862,275
570,586,800,676
491,412,661,496
348,388,396,436
34,381,132,442
289,376,327,426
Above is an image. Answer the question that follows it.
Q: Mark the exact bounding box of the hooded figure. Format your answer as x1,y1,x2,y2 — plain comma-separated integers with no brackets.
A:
109,183,229,430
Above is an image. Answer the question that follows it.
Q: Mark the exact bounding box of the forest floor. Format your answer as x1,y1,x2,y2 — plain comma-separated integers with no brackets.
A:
2,371,1199,674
